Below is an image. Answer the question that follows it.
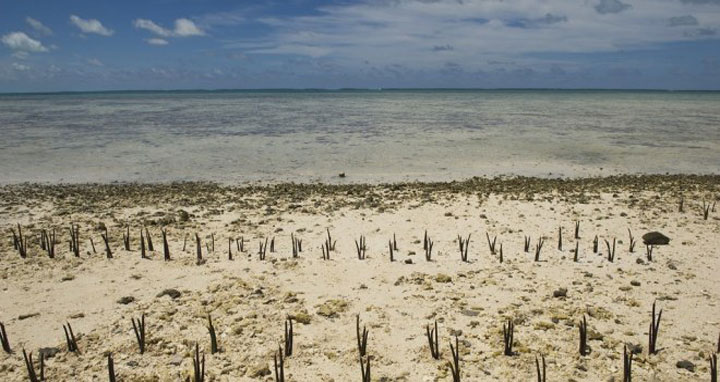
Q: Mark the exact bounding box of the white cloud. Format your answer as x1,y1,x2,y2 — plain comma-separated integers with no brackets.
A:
1,32,48,52
219,0,720,73
173,18,205,36
70,15,114,36
26,17,53,35
133,18,205,39
12,62,30,71
146,38,169,45
134,19,173,37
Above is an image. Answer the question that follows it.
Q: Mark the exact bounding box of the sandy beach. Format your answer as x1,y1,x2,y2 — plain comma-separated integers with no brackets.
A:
1,175,719,381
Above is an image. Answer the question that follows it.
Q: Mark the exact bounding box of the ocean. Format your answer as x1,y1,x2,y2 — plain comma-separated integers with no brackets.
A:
0,89,718,184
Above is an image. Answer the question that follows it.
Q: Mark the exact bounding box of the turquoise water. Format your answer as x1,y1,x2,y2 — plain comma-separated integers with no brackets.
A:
0,89,718,184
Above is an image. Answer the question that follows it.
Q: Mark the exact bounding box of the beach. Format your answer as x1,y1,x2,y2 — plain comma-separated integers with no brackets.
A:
4,0,720,380
1,175,719,381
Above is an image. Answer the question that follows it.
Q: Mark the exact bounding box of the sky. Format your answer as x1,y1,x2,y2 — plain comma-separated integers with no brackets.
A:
1,0,720,92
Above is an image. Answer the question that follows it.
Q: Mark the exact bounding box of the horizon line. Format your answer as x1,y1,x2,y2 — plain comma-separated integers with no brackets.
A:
2,87,720,96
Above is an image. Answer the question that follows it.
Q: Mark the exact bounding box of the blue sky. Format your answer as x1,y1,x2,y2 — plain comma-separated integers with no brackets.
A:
1,0,719,92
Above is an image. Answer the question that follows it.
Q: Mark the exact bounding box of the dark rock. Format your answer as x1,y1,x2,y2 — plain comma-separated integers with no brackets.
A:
19,312,40,320
676,360,695,372
117,296,135,305
449,329,463,336
404,258,413,264
553,288,568,298
157,289,182,300
630,280,641,287
177,210,190,222
642,232,670,246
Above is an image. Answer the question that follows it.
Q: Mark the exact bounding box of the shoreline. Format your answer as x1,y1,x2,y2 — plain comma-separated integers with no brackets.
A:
3,173,720,191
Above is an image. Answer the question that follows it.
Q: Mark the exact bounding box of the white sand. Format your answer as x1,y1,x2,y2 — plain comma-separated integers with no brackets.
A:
1,180,719,381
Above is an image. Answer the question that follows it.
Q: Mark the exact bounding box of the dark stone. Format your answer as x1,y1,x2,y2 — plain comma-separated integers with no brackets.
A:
177,210,190,222
157,289,182,300
642,232,670,246
676,360,695,372
117,296,135,305
18,312,40,320
553,288,568,298
449,329,463,336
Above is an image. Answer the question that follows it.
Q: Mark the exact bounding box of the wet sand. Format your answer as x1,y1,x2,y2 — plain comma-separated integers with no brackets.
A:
1,175,719,381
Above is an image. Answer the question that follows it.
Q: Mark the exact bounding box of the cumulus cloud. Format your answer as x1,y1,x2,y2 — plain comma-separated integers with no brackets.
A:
133,18,205,41
1,32,48,52
595,0,632,14
70,15,114,36
146,38,169,45
174,18,205,36
26,17,53,35
668,15,699,26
